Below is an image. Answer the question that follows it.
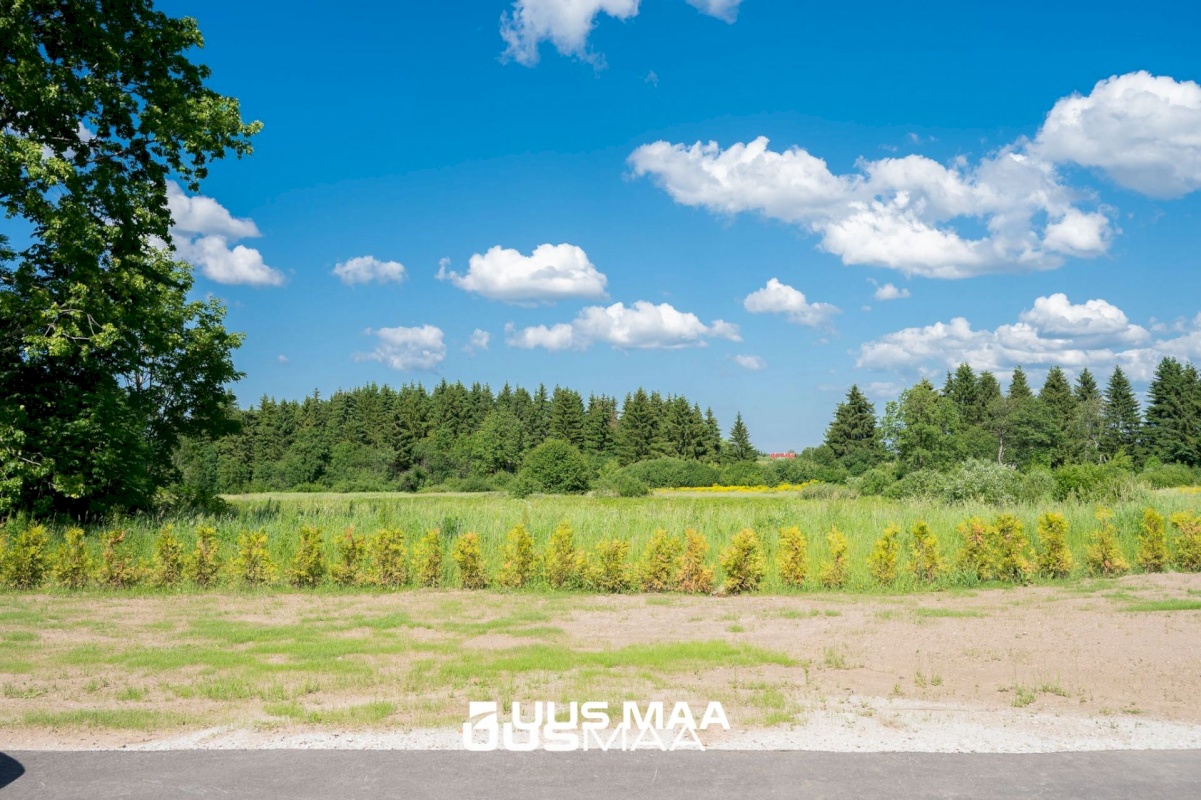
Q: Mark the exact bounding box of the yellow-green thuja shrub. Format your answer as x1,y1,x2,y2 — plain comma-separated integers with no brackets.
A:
776,526,808,588
639,529,682,592
544,522,578,590
412,529,443,588
498,523,535,588
189,525,223,587
98,530,141,588
1036,512,1073,579
867,524,900,586
236,529,277,587
54,528,92,589
331,528,365,587
955,517,992,580
368,528,408,588
676,528,714,594
152,525,184,588
818,527,849,589
1170,512,1201,572
587,539,632,593
1085,508,1128,576
288,526,327,588
1137,508,1169,573
909,521,942,584
452,532,489,590
0,524,49,589
991,514,1033,584
719,528,765,595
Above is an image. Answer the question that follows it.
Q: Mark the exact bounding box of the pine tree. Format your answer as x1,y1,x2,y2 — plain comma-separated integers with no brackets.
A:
823,385,884,472
726,413,756,462
1101,366,1142,461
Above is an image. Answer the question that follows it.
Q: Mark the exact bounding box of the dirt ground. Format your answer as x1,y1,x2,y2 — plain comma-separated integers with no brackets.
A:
2,573,1200,751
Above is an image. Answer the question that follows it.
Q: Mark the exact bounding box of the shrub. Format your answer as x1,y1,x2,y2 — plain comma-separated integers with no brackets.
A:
955,517,993,580
867,524,900,585
0,524,49,589
719,528,765,595
718,462,767,487
152,525,184,588
856,465,898,496
544,522,578,590
54,528,92,589
288,526,327,588
676,529,715,594
1141,463,1200,489
776,526,808,587
1036,513,1073,579
1052,463,1139,502
517,440,592,494
452,532,489,589
1137,508,1169,573
235,529,276,586
498,523,535,588
909,521,942,584
818,528,849,589
98,529,141,588
615,474,651,497
586,539,632,593
940,460,1021,505
623,458,719,488
412,529,443,588
1170,512,1201,572
991,514,1033,584
639,529,683,592
368,528,408,587
330,528,364,587
189,525,222,587
1085,509,1128,576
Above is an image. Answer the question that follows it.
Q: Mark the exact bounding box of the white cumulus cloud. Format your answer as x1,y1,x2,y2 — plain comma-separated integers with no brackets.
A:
333,255,407,285
685,0,743,22
506,300,739,351
466,328,491,353
743,278,840,327
873,282,911,301
732,354,766,370
500,0,640,66
440,243,608,303
166,182,283,287
355,325,446,371
167,181,260,239
1034,71,1201,198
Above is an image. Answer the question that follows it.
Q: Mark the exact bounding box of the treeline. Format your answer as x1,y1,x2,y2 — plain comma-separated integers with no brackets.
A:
807,357,1201,499
174,382,758,497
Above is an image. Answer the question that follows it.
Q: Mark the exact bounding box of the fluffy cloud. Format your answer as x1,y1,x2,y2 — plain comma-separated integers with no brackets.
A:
855,294,1191,382
506,300,739,351
732,354,766,370
743,278,840,327
333,255,406,285
1034,71,1201,198
873,282,910,301
500,0,640,66
630,71,1201,279
465,328,491,353
355,325,446,371
166,182,284,287
685,0,742,22
440,243,608,303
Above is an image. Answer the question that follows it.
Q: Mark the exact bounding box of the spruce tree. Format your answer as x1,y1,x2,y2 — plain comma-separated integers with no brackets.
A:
945,364,983,425
1101,366,1142,461
1144,358,1198,465
617,389,656,465
823,385,884,471
549,386,586,449
1038,366,1076,467
727,413,756,462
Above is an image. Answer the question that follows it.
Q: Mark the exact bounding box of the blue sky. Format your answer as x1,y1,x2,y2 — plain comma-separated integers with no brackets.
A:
154,0,1201,450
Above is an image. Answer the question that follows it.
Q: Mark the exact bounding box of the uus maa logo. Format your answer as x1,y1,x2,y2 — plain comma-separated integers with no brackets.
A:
462,700,730,752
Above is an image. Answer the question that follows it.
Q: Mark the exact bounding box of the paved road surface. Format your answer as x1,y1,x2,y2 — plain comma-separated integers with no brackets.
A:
2,750,1200,798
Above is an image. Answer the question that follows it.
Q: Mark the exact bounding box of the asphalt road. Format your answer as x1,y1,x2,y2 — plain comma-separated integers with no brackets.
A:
2,750,1200,799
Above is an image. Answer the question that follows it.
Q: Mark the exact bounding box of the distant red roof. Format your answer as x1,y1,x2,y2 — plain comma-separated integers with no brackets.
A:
768,452,796,459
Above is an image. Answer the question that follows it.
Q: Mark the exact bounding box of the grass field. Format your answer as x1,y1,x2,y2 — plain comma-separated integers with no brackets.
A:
6,487,1200,594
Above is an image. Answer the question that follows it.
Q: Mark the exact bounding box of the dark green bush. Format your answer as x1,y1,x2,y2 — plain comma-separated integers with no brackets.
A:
516,439,591,494
1141,463,1200,488
718,462,768,487
622,458,719,488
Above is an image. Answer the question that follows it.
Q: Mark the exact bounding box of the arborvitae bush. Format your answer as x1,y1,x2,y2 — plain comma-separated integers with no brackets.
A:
719,528,765,595
152,525,184,587
412,529,443,588
498,523,535,588
235,529,276,586
368,528,408,587
776,526,809,587
330,528,364,587
544,522,578,590
452,532,489,590
54,528,92,589
98,529,141,588
1036,513,1073,579
189,525,222,587
1137,508,1169,573
639,529,682,592
818,528,849,589
289,526,327,588
1170,512,1201,571
991,514,1033,584
867,524,900,585
0,524,49,589
955,517,993,580
676,528,715,594
587,539,631,593
909,521,942,584
1085,509,1128,576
